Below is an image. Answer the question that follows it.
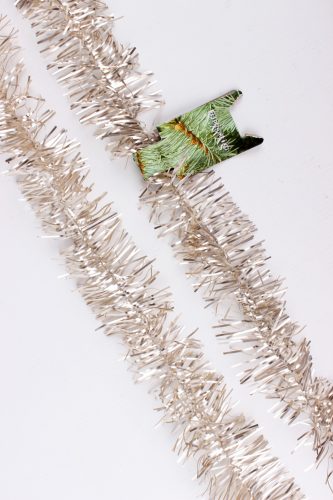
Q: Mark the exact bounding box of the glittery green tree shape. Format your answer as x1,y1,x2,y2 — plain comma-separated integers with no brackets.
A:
135,90,263,178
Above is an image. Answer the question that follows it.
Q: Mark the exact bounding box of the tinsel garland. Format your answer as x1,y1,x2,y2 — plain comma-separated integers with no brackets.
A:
0,17,304,500
141,172,333,483
16,0,333,489
17,0,161,154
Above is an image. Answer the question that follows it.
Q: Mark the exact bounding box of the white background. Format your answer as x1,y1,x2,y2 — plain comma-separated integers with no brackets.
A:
0,1,333,499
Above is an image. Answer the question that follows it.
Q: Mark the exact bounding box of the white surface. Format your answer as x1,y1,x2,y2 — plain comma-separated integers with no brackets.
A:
0,1,333,499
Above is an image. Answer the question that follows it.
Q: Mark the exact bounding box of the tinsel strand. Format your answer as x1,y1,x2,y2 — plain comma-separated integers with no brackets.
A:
0,18,303,500
17,0,161,154
141,171,333,487
16,0,333,488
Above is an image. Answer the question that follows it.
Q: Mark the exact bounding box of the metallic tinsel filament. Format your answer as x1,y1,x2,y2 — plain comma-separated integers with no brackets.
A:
0,17,303,500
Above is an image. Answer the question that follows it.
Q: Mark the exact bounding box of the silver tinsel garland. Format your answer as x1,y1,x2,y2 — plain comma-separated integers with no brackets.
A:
16,0,333,491
17,0,161,154
0,16,303,499
142,171,333,486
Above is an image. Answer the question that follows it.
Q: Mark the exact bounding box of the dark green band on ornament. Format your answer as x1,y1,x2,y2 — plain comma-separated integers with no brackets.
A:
134,90,263,178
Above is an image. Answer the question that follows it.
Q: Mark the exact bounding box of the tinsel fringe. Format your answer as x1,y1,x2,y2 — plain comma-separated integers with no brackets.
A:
16,0,333,490
0,17,303,500
141,171,333,488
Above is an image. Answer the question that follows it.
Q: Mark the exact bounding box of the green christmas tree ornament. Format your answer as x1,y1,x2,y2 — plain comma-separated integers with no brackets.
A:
134,90,263,178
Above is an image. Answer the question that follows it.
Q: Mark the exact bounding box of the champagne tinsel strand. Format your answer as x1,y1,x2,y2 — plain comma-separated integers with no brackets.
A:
16,0,333,488
17,0,162,154
141,172,333,487
0,17,303,500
